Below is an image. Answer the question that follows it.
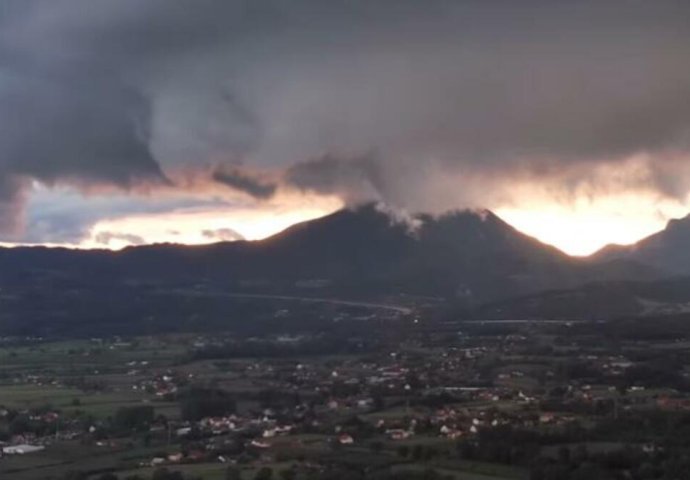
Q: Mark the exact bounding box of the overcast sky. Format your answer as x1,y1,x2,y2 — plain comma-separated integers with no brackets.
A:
1,1,690,254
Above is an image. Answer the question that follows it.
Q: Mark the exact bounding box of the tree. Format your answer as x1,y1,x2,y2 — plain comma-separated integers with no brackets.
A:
152,469,184,480
557,446,571,465
572,444,589,464
61,472,88,480
9,415,30,435
254,467,273,480
369,440,384,454
180,387,236,421
279,469,296,480
114,406,154,431
412,444,424,461
226,466,242,480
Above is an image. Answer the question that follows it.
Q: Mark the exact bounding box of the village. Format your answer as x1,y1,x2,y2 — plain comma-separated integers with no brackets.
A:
2,313,690,479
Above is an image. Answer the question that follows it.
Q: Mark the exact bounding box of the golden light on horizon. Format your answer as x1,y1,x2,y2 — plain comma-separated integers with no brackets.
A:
78,197,343,250
2,181,687,257
497,193,689,256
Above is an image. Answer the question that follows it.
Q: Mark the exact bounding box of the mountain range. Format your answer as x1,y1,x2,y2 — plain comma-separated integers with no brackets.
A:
594,214,690,274
0,204,660,301
2,203,690,326
475,214,690,320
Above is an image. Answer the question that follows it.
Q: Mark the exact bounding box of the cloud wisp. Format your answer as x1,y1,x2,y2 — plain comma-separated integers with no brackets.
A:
212,167,277,200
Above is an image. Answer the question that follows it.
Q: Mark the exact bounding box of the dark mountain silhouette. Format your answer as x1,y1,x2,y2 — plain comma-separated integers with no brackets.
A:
594,214,690,274
471,213,690,320
474,275,690,321
0,204,658,303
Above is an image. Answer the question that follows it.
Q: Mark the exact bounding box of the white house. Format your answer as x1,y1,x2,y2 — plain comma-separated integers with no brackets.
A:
3,444,45,455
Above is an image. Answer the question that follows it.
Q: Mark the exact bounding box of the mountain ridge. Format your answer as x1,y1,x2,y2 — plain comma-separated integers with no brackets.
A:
593,213,690,275
0,203,661,303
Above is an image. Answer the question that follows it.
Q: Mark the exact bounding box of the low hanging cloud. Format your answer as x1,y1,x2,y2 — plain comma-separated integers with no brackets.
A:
2,1,690,240
94,231,146,247
212,167,277,200
0,176,26,235
201,227,245,242
19,188,236,245
285,153,386,204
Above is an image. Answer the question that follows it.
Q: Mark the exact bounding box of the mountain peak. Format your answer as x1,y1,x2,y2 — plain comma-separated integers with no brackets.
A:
665,213,690,231
0,202,607,301
595,212,690,274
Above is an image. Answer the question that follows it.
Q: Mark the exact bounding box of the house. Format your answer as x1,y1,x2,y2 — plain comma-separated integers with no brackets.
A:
387,429,412,441
168,453,184,463
251,439,271,449
657,396,690,410
440,426,463,439
2,444,45,455
539,413,556,424
187,450,206,462
274,425,293,435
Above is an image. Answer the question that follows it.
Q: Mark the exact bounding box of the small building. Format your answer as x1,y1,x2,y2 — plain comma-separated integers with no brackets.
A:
2,444,45,455
387,429,412,441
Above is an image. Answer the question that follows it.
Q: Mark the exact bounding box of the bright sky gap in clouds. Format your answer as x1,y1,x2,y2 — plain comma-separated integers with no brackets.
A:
2,1,690,255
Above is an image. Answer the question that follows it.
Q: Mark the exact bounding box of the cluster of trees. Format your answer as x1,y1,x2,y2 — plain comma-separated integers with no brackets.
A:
0,412,53,438
449,421,690,479
179,387,237,421
0,404,74,439
396,444,444,462
234,466,453,480
192,335,375,361
0,403,163,441
529,445,690,480
113,406,155,432
91,469,193,480
90,466,453,480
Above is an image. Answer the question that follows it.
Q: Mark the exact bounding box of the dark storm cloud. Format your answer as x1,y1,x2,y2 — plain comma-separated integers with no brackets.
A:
0,3,168,231
285,153,386,203
212,167,277,200
2,0,690,235
0,73,164,184
0,175,25,234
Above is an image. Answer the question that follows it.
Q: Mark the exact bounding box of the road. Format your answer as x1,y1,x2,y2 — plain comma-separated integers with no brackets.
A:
192,291,414,314
461,319,599,325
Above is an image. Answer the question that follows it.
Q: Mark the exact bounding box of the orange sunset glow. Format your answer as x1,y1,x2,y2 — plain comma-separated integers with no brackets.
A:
11,189,679,256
